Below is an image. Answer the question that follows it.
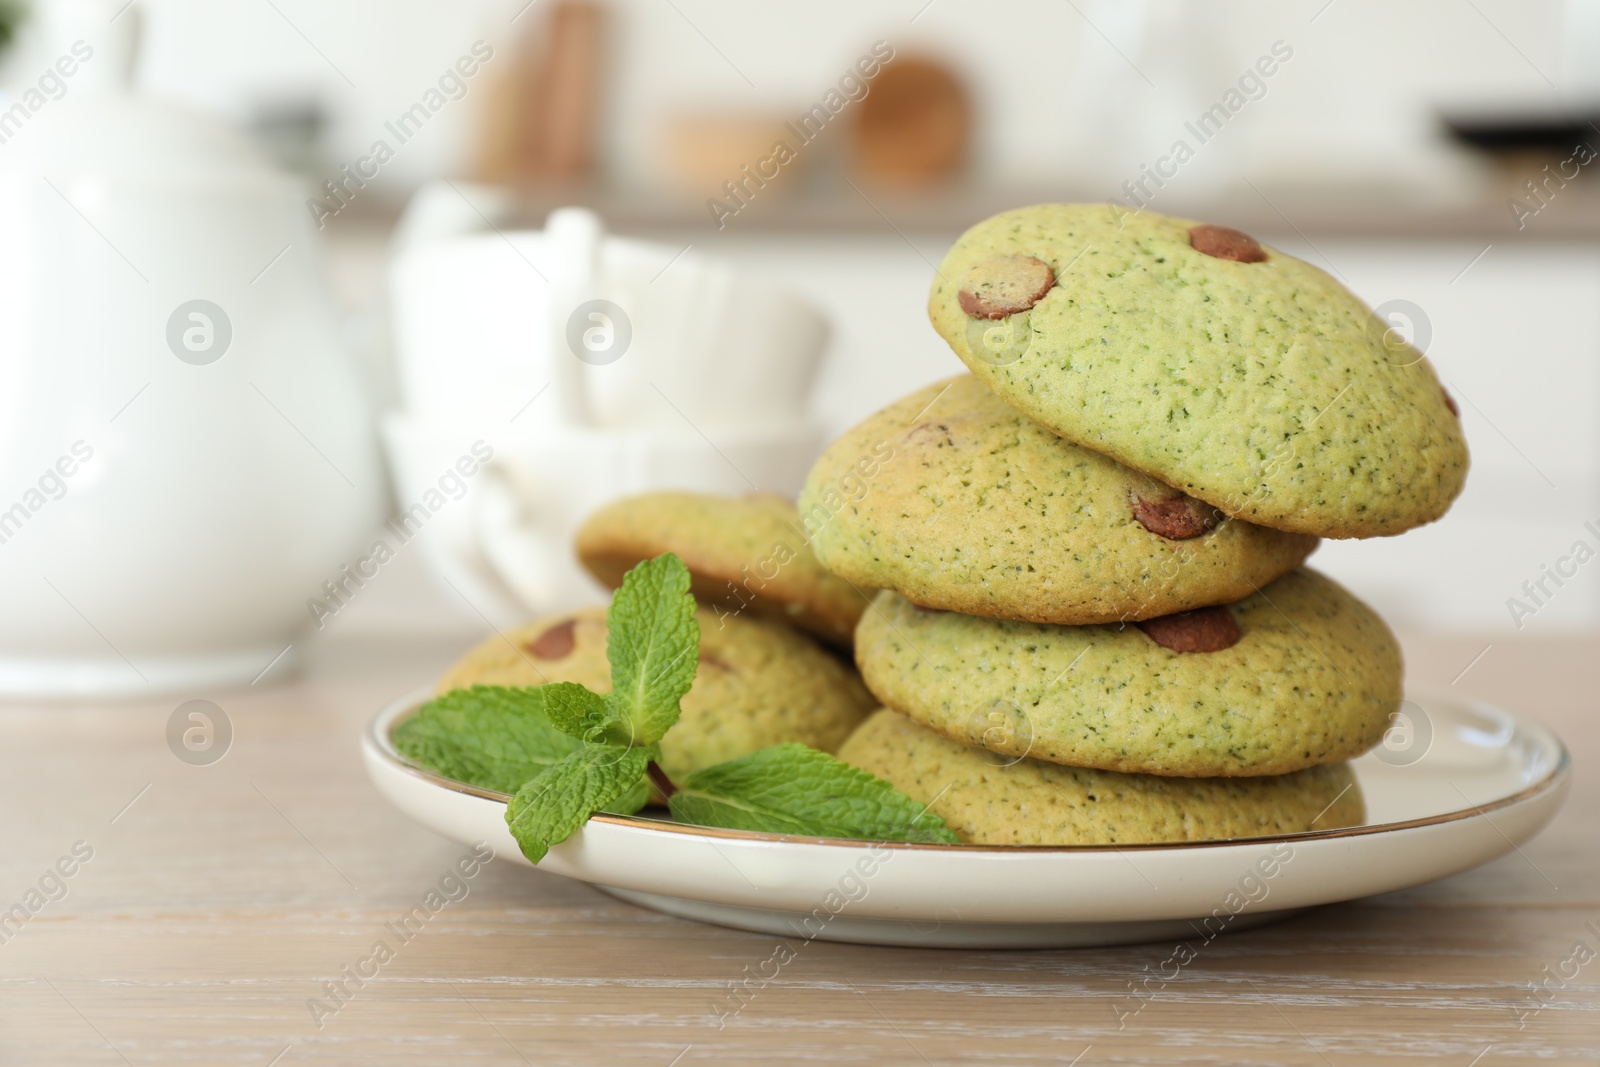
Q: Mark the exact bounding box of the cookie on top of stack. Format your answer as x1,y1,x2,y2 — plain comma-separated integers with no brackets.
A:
808,203,1469,846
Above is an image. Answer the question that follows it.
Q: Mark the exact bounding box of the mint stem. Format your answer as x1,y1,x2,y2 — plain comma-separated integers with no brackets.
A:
646,761,677,799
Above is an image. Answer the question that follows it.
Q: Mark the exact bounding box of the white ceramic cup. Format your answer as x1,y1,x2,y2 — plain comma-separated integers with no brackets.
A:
388,201,830,431
381,413,822,627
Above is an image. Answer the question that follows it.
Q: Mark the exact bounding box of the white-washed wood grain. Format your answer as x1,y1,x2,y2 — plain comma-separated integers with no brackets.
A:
0,633,1594,1066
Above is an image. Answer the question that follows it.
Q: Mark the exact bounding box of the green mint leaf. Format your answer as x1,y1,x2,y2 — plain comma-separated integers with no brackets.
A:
542,681,633,746
668,743,961,844
604,554,699,746
395,685,579,795
505,744,652,863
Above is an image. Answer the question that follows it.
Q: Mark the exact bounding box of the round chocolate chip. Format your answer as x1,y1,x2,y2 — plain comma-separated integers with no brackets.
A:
1188,224,1267,263
526,619,577,659
957,255,1056,319
905,420,954,446
1136,606,1241,653
1130,491,1223,540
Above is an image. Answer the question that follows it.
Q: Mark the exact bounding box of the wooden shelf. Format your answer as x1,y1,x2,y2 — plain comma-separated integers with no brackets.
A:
329,163,1600,240
496,175,1600,239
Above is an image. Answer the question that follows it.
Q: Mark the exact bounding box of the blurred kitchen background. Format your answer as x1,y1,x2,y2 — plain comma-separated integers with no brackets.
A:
2,0,1596,691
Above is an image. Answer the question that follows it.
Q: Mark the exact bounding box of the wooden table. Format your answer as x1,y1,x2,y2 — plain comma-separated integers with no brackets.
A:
1,631,1594,1065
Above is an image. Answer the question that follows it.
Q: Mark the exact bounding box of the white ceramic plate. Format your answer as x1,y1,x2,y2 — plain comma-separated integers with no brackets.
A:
364,690,1569,948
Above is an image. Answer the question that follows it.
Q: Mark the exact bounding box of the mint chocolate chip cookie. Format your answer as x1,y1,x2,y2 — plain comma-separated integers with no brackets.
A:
801,375,1317,624
839,709,1365,845
928,204,1469,539
438,607,874,782
576,492,871,647
854,568,1400,777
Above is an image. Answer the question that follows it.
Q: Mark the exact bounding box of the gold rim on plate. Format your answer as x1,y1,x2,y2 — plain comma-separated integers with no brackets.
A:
367,692,1570,854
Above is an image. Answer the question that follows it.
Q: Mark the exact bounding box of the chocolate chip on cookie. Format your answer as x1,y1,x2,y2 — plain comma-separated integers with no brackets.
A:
904,420,955,447
1130,490,1223,540
1188,224,1267,263
525,619,577,659
1136,606,1240,653
957,255,1055,319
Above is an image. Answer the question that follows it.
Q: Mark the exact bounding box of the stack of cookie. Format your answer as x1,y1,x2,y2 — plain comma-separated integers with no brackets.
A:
805,204,1469,845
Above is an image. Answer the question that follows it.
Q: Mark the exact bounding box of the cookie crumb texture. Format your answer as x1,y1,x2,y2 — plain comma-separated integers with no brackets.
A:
928,204,1470,539
839,709,1366,845
576,491,870,647
437,607,875,782
854,568,1401,777
802,376,1317,624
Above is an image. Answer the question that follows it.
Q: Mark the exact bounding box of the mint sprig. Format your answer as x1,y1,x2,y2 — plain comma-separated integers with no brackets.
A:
398,553,961,862
496,553,698,862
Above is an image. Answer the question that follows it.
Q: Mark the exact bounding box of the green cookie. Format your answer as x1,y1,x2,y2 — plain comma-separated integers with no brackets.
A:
438,607,874,783
839,709,1366,845
854,568,1400,777
928,204,1469,539
576,491,870,648
801,374,1318,624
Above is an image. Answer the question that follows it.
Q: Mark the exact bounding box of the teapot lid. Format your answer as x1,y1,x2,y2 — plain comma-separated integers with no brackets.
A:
2,0,286,185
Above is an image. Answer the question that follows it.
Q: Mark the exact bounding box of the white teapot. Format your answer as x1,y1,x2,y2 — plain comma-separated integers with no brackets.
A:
0,0,383,695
